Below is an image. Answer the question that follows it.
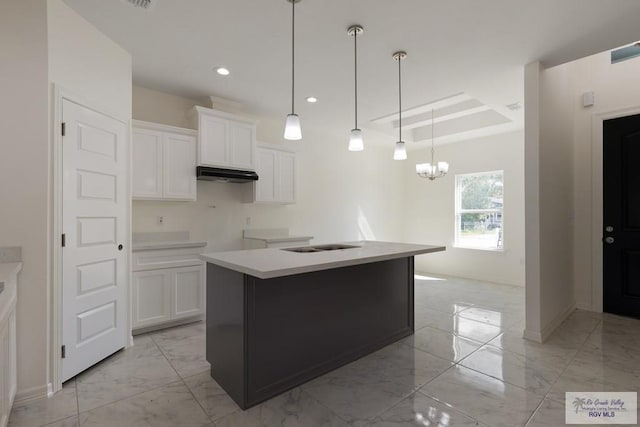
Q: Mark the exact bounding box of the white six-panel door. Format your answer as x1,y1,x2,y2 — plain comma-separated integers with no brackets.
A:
62,99,128,381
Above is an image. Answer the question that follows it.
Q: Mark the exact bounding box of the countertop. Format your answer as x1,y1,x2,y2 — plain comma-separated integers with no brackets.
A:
201,240,445,279
242,228,313,243
0,262,22,285
0,262,21,320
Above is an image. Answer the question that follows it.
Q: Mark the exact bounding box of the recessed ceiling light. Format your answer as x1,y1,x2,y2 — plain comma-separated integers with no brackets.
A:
215,67,230,76
306,97,318,103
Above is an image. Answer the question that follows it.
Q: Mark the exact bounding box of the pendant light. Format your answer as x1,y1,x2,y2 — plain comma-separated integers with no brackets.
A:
348,25,364,151
393,51,407,160
283,0,302,140
416,109,449,180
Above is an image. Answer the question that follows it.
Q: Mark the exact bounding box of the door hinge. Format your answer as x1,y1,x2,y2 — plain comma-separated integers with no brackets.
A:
61,233,66,247
61,345,66,359
61,122,66,137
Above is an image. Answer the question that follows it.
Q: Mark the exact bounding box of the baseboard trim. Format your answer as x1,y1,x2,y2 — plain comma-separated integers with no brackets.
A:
523,302,576,343
522,328,543,342
541,302,576,342
13,383,50,407
575,301,597,312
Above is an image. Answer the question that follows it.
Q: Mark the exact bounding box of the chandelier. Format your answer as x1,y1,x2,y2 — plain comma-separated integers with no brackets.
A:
416,109,449,180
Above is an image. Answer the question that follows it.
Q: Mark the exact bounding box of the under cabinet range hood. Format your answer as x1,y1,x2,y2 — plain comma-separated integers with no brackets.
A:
196,166,259,183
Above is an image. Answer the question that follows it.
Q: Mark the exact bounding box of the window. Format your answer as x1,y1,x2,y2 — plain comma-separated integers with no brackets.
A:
455,171,504,250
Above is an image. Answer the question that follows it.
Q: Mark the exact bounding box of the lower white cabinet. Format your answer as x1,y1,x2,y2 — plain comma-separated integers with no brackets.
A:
0,311,16,427
0,264,19,427
254,145,296,204
132,246,205,333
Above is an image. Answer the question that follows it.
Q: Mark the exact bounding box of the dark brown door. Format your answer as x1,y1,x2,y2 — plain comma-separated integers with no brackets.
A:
603,113,640,318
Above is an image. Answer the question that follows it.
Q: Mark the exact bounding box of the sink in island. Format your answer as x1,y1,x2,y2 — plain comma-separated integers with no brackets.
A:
200,240,445,409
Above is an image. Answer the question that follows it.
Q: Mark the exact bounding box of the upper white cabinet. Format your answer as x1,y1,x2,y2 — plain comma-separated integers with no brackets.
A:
191,106,256,170
254,145,296,204
132,120,197,201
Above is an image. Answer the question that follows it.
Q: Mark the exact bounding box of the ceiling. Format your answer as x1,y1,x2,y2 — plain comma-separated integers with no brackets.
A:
64,0,640,147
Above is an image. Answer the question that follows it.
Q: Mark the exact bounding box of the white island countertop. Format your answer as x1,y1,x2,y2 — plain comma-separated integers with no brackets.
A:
201,240,445,279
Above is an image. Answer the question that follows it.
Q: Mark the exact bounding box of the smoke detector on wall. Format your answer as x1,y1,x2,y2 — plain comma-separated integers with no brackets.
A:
121,0,156,10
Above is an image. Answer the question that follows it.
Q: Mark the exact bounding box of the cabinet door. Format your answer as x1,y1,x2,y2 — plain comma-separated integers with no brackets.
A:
132,128,163,199
277,151,296,204
255,149,277,202
163,133,196,200
8,311,15,407
132,271,171,329
229,122,255,169
170,265,204,320
0,318,9,427
199,115,229,167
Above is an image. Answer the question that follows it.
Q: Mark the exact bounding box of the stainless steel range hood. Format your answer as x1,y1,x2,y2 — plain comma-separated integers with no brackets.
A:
196,166,259,183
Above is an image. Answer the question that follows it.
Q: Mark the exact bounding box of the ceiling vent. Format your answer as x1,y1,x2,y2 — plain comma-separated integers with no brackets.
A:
122,0,156,10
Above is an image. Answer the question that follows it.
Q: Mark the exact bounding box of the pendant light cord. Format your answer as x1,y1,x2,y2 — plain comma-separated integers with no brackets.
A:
291,0,295,114
398,56,402,143
354,30,358,129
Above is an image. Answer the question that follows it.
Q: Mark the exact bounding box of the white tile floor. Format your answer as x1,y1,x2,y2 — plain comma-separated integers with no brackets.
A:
8,274,640,426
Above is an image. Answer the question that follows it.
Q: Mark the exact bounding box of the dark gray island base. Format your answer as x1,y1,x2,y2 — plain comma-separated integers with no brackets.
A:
206,256,415,409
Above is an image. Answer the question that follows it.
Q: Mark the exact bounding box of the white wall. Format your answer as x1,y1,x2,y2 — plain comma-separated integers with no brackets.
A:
524,61,576,341
131,86,405,249
0,0,50,400
566,50,640,311
48,0,132,120
0,0,132,400
525,48,640,340
403,132,525,286
46,0,132,397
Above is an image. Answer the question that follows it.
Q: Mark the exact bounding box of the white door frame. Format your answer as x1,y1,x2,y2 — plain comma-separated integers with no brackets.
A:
590,105,640,313
51,84,132,393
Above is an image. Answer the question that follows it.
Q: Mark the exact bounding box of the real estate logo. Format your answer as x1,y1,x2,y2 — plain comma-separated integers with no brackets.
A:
566,392,637,424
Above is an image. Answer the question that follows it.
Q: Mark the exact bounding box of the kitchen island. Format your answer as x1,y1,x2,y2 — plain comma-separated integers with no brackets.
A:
201,240,445,409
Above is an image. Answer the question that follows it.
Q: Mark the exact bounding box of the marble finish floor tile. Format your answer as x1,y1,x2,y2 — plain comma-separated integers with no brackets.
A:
547,347,640,403
75,335,181,412
415,308,502,343
402,326,484,362
183,371,240,421
487,330,579,366
366,391,486,427
302,342,453,423
420,365,542,427
460,345,563,396
215,388,349,427
415,297,473,315
457,306,524,330
78,382,212,427
42,416,79,427
9,382,78,427
151,323,210,379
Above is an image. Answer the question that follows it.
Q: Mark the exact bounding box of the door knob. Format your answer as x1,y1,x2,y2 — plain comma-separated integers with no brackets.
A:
604,237,615,244
118,244,124,251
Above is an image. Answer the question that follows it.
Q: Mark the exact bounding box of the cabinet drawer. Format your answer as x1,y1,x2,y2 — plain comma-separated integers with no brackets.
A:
132,246,204,272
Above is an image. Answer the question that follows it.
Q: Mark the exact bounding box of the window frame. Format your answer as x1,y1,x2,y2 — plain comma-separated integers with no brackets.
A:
454,170,505,252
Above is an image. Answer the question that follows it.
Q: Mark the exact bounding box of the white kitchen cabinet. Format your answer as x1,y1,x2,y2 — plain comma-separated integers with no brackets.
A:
132,245,205,333
254,145,296,204
132,270,171,328
191,106,256,170
132,121,197,201
0,263,20,427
